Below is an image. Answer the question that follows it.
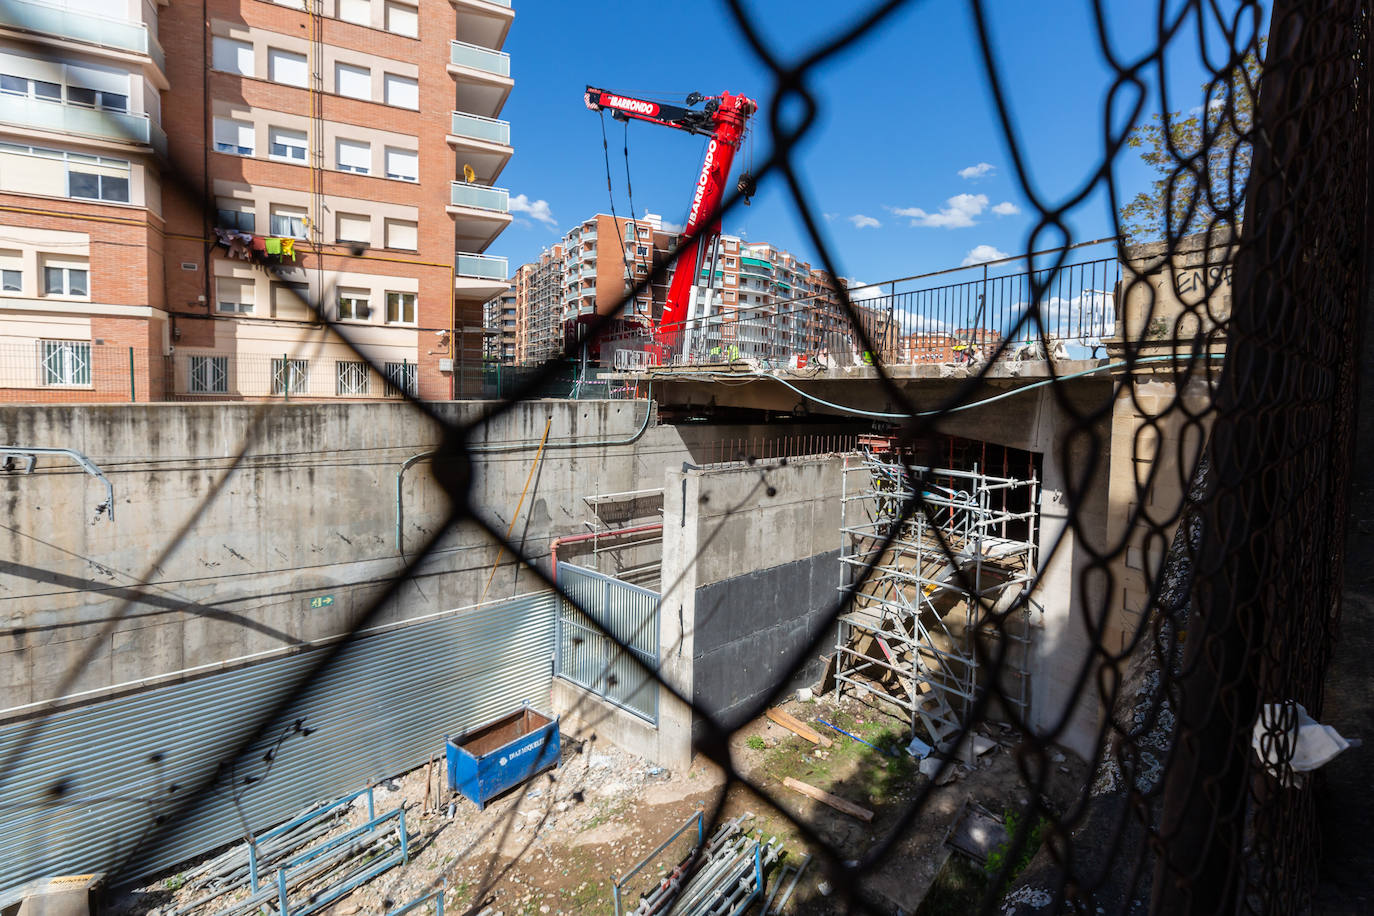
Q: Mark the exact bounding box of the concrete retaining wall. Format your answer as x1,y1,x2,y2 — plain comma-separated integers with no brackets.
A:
0,399,856,714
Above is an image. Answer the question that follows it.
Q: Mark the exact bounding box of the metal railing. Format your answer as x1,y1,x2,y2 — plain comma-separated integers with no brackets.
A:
449,110,510,145
0,0,165,72
449,181,509,212
448,39,511,77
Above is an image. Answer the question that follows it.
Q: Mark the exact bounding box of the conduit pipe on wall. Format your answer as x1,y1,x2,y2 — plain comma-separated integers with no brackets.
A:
2,445,115,521
549,524,664,582
394,387,657,553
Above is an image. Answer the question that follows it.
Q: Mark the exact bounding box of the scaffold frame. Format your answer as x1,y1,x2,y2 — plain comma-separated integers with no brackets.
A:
835,450,1039,748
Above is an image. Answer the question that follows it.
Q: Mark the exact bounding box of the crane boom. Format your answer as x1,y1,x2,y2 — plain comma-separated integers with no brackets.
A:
585,86,757,360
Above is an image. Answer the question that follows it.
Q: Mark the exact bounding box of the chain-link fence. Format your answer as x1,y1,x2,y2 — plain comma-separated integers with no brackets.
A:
0,0,1368,914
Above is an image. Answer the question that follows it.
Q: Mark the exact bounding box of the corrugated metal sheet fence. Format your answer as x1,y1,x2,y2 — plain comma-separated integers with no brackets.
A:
0,591,558,893
555,564,660,723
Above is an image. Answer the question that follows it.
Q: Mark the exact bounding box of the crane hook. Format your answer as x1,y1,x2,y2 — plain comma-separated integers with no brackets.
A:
737,172,756,204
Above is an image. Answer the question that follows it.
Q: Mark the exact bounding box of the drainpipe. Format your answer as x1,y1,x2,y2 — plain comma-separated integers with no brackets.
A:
549,523,663,582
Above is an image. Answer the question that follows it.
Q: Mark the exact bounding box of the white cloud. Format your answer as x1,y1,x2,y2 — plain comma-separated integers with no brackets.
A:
848,214,881,229
823,212,838,222
992,201,1020,216
658,218,684,233
891,193,989,229
846,279,885,301
509,194,556,227
958,162,995,180
961,244,1010,266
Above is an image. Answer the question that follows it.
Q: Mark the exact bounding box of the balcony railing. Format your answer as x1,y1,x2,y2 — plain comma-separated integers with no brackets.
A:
449,182,509,212
450,110,510,146
0,0,165,72
0,95,165,156
456,252,508,280
449,39,510,78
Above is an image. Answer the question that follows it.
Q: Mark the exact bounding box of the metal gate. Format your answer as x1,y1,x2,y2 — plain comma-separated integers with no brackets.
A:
556,564,660,723
0,590,558,893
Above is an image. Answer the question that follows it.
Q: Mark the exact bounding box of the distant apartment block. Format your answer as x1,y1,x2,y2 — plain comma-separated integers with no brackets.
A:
0,0,514,401
510,215,853,366
483,281,515,362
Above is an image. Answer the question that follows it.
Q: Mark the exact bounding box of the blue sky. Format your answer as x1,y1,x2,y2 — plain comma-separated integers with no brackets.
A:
493,1,1267,285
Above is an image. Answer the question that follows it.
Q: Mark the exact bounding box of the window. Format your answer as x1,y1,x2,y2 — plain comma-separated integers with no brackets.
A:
213,117,254,156
268,127,307,162
67,86,126,111
385,291,415,324
67,154,129,203
215,277,254,314
41,340,90,386
1,269,19,292
273,0,306,7
271,280,310,319
384,147,417,182
636,245,647,256
337,288,369,320
335,63,370,100
212,37,254,76
216,205,254,232
268,49,308,87
338,0,370,25
43,265,88,296
189,355,228,393
336,212,370,243
383,360,416,397
336,138,370,174
383,73,417,109
0,75,61,101
725,257,735,266
336,360,370,395
384,218,416,250
384,0,418,37
270,206,307,239
271,357,310,395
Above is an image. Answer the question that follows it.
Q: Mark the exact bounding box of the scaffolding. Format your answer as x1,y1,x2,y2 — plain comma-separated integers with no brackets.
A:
835,450,1039,750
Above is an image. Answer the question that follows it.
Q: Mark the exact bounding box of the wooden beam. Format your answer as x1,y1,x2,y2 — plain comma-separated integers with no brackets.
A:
782,777,873,822
766,707,833,747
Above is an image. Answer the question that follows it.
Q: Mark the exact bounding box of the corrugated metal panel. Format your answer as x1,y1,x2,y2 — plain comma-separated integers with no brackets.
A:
0,590,557,893
555,564,659,722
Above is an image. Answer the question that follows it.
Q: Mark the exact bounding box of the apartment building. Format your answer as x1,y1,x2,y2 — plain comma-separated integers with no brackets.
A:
513,242,560,365
483,280,515,362
0,0,513,402
0,0,170,400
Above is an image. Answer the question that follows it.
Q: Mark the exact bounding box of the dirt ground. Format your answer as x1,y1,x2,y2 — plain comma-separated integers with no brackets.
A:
116,691,1089,916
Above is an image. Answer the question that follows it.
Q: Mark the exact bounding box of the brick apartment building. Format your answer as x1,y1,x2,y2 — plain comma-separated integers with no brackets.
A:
0,0,513,402
507,214,851,367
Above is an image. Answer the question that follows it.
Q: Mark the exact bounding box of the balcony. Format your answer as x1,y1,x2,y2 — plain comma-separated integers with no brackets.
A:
446,110,512,183
455,252,509,301
456,252,508,280
450,39,509,77
448,40,512,120
447,181,511,251
0,94,165,156
0,0,166,73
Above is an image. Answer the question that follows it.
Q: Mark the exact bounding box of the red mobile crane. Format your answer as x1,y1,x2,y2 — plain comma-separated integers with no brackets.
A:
584,86,757,361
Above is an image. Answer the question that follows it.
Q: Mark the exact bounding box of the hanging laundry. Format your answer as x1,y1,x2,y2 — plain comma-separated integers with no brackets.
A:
264,237,283,256
213,227,254,260
279,238,296,261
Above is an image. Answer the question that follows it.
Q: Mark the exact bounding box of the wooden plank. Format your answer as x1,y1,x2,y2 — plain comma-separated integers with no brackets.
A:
782,777,874,822
766,707,833,747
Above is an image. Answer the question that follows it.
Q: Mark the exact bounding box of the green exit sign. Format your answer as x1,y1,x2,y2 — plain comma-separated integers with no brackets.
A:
309,594,335,609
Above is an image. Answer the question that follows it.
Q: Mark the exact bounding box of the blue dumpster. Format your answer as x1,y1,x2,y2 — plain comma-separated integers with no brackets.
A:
445,705,561,809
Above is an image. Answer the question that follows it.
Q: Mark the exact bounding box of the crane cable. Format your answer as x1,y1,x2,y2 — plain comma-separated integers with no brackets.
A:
598,110,634,285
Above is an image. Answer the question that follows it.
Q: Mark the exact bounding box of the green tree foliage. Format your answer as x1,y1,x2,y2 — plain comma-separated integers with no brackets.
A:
1119,49,1262,245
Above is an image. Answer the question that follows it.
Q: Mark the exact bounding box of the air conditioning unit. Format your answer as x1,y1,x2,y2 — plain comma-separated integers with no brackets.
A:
438,358,453,372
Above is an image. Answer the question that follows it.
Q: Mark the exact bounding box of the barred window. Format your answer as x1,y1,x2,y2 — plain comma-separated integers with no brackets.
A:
271,357,310,395
188,355,228,394
40,340,90,386
383,360,415,398
336,360,369,396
